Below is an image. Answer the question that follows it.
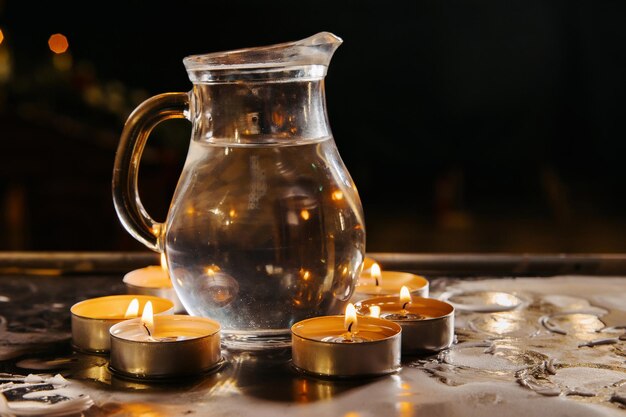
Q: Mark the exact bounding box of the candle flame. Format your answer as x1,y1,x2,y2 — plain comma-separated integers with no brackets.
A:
371,263,382,286
369,305,381,318
344,303,358,334
141,301,155,336
400,286,412,309
124,298,139,318
160,253,168,272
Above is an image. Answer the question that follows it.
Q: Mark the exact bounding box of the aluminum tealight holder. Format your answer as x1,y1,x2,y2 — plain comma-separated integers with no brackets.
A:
123,266,185,313
291,315,401,378
109,315,222,380
355,296,454,355
352,270,429,303
70,295,174,353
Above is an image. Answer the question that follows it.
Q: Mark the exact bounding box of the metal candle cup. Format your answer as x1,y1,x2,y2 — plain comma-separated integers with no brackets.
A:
353,270,429,302
70,295,174,353
355,296,454,354
123,266,185,313
291,315,401,378
109,315,222,380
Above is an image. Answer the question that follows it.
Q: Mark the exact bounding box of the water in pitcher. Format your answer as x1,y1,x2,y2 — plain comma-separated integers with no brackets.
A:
165,137,365,347
113,33,365,349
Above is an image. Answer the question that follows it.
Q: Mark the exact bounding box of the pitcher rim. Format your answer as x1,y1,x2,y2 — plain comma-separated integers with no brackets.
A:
183,31,343,72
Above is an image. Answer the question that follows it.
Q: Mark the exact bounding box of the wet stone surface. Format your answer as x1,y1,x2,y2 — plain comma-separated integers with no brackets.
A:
413,277,626,411
0,273,625,416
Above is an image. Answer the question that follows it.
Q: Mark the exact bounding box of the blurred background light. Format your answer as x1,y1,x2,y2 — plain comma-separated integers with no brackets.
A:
48,33,69,54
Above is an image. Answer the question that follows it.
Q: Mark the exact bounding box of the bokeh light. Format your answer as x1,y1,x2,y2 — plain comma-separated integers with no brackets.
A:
48,33,69,54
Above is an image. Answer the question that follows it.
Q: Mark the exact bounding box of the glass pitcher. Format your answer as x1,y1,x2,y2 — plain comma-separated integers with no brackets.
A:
113,32,365,349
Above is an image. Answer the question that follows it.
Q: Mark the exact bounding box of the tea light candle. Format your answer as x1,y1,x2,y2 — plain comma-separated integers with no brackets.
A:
352,262,429,302
109,304,222,380
123,253,185,313
291,303,401,377
355,287,454,355
70,295,174,353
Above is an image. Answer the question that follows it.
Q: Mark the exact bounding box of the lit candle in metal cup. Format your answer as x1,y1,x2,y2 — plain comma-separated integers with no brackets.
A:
109,303,222,380
355,286,455,355
123,253,185,313
291,303,401,377
352,262,429,302
70,295,174,353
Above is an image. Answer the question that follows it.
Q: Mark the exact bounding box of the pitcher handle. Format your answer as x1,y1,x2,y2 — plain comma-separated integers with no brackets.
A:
113,92,189,252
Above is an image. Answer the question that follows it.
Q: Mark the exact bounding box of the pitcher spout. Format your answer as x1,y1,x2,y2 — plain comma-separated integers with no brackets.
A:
184,32,342,83
291,31,343,67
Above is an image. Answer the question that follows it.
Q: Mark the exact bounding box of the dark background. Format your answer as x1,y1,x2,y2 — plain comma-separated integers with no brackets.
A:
1,0,625,253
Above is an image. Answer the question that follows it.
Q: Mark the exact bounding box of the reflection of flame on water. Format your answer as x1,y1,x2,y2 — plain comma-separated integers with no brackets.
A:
204,267,239,307
490,317,517,334
540,310,606,337
103,402,168,416
396,401,414,417
467,311,538,337
292,378,334,403
491,292,518,307
484,316,517,334
441,291,524,313
16,356,75,371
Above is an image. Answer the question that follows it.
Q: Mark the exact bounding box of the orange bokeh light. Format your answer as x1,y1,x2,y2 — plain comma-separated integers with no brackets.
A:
0,29,4,46
48,33,69,54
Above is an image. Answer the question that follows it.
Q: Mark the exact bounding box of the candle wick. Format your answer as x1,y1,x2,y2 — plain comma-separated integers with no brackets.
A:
375,277,379,286
402,301,410,310
347,322,353,334
142,323,152,337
